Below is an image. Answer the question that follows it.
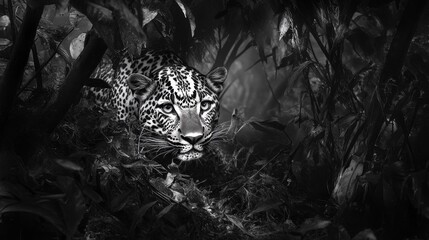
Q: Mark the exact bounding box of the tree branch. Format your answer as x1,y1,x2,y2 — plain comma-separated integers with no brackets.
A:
0,4,43,144
39,34,107,133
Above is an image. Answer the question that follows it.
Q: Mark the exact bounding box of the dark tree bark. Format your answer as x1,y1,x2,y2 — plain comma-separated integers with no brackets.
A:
0,4,43,144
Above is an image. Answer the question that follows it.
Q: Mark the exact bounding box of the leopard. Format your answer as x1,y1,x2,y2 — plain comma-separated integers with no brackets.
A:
87,49,228,161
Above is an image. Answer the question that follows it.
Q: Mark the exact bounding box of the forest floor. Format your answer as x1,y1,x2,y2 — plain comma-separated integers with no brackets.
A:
39,101,350,240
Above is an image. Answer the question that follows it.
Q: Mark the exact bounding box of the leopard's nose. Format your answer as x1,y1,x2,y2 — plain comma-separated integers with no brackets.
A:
181,132,203,144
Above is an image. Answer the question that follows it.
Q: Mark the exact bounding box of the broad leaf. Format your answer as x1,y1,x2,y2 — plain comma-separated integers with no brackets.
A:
248,199,282,216
56,176,86,239
278,11,292,41
55,159,83,171
298,217,331,234
156,203,175,220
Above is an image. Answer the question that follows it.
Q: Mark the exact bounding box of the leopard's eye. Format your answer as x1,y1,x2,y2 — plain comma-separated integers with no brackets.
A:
200,101,212,111
160,103,174,114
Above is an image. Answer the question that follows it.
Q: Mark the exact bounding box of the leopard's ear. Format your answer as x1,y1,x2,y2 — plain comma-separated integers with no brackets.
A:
127,73,156,101
206,67,227,94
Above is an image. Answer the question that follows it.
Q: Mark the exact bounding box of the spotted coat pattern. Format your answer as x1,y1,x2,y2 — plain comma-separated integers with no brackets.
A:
87,50,227,161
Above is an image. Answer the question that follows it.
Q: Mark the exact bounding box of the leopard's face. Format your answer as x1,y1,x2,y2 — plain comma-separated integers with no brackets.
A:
127,65,227,161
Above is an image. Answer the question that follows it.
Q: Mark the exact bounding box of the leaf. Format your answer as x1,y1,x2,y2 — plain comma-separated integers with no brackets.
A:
55,159,83,171
56,176,86,238
171,189,186,202
226,214,246,233
109,190,134,212
332,158,364,205
129,201,157,235
0,15,10,28
69,9,86,27
92,1,147,55
248,199,282,216
298,217,331,234
82,186,103,203
348,63,374,89
336,114,358,126
0,202,67,234
38,194,66,201
279,61,314,93
257,43,267,63
352,229,377,240
309,125,324,138
309,77,322,93
0,181,31,199
70,33,86,59
174,0,195,37
342,118,358,150
226,108,242,139
254,160,267,166
408,170,429,219
276,53,296,69
188,9,196,37
163,172,176,187
156,203,175,220
278,11,292,41
174,0,187,18
142,8,158,26
342,120,366,165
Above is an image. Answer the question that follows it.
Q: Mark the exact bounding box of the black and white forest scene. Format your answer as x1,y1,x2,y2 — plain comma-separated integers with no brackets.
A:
0,0,428,239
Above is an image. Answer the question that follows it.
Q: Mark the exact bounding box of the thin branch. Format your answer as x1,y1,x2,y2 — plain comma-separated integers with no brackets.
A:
31,44,43,90
18,27,74,95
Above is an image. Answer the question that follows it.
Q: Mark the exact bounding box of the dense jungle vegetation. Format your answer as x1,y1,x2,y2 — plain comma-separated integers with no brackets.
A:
0,0,428,239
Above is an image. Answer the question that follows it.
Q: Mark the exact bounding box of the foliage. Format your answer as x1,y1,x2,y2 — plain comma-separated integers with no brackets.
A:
0,0,429,239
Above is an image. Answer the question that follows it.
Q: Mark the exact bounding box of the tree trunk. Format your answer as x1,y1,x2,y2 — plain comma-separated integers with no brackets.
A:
13,34,107,163
0,4,43,144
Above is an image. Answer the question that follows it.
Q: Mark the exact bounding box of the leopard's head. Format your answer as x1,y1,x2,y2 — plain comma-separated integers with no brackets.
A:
127,65,227,161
